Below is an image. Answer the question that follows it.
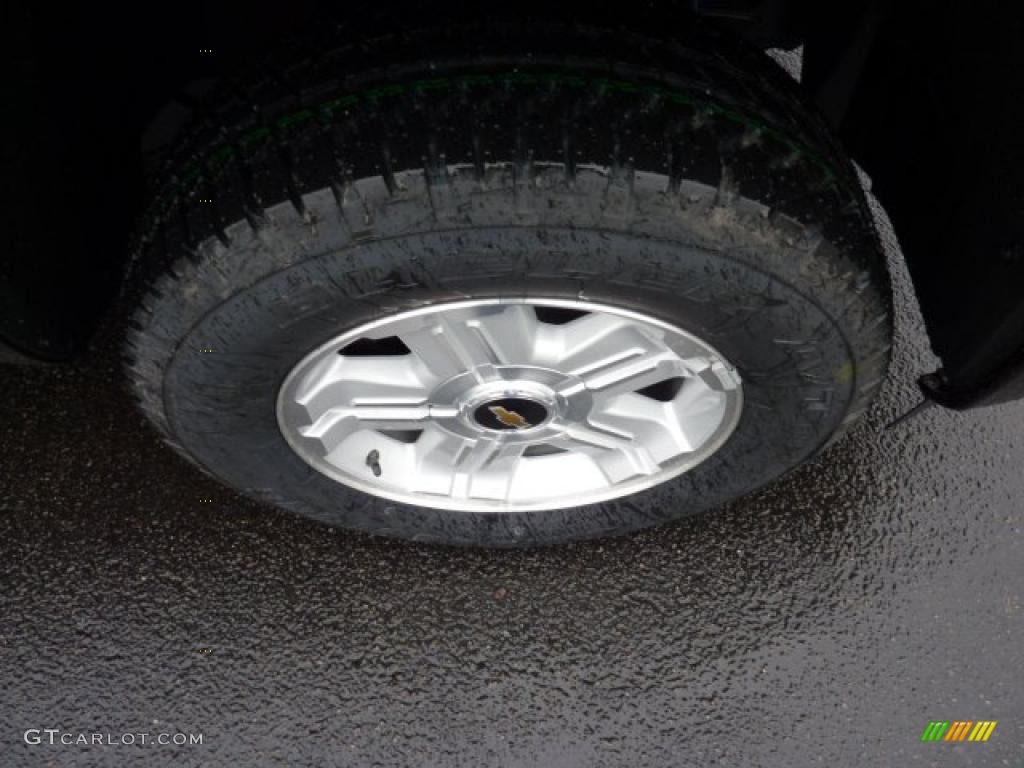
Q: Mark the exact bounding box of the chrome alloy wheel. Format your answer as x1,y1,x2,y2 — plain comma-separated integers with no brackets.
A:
276,299,743,512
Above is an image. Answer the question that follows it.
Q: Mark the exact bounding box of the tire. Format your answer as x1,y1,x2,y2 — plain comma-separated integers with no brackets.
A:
124,18,892,547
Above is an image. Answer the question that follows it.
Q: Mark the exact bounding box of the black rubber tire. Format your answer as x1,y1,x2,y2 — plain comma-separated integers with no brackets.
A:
124,18,892,547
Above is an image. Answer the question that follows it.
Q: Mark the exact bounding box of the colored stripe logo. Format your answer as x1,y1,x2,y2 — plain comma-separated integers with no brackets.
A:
921,721,997,742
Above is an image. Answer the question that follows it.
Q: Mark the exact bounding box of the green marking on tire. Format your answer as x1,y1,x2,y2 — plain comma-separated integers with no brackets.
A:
457,74,494,86
277,109,314,129
539,73,585,87
365,84,405,100
661,90,697,106
594,77,641,93
240,125,271,147
319,94,359,116
835,361,855,384
413,78,449,92
208,145,235,168
169,71,854,201
499,72,540,85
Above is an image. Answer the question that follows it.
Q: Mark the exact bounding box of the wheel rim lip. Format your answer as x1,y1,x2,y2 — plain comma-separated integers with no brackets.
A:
276,297,744,513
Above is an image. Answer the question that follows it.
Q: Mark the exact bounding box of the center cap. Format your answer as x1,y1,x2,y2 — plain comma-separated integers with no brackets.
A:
473,397,549,431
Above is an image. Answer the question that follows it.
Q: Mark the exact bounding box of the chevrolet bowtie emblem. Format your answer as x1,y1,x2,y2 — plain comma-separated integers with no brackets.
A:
488,405,532,429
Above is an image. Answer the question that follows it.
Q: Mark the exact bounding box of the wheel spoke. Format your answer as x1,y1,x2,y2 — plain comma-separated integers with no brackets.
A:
451,438,527,501
554,422,661,481
409,429,526,501
550,313,688,402
448,436,501,498
668,383,728,449
586,380,727,460
394,311,504,383
299,403,435,453
581,350,687,405
293,355,434,416
469,303,543,368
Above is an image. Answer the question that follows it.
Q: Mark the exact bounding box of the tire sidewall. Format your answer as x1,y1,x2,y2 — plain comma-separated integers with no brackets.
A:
164,221,855,547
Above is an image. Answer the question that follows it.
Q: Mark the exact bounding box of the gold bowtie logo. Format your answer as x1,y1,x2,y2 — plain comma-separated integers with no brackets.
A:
488,405,532,429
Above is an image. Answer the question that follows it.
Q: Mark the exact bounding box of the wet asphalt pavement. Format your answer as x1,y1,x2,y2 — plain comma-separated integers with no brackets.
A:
2,197,1024,768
